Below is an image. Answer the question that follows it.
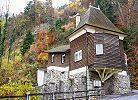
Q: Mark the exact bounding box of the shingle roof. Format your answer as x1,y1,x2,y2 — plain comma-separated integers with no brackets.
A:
76,6,125,34
47,45,70,53
37,68,47,71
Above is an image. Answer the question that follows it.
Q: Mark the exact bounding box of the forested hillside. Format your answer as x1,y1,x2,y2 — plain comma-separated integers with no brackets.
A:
0,0,137,96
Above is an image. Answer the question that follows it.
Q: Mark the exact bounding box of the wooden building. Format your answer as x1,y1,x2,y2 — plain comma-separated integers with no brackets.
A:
47,45,70,69
68,6,127,81
40,6,130,95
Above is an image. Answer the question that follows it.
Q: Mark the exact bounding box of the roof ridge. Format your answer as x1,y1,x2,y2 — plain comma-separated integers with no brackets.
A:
87,7,92,25
77,6,124,34
96,8,121,31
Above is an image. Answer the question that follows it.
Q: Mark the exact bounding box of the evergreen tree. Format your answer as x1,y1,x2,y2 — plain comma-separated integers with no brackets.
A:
94,0,115,23
0,20,1,35
20,30,34,56
8,29,16,62
24,1,35,23
0,12,8,67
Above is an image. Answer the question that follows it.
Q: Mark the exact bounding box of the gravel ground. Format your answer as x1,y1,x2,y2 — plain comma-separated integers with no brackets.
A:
99,90,138,100
112,95,138,100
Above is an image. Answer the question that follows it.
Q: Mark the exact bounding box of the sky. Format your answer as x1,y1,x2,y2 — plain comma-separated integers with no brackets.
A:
0,0,70,14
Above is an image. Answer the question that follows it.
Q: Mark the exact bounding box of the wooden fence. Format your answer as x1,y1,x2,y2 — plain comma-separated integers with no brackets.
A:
0,89,105,100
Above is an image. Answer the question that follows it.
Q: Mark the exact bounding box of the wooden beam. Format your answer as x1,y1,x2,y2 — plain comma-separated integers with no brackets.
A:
104,69,114,79
94,68,102,81
93,68,121,83
103,70,119,82
101,68,106,81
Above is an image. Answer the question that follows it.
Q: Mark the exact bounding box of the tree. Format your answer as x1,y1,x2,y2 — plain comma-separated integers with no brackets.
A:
66,1,86,15
20,30,34,56
0,12,8,67
123,28,138,89
0,19,2,35
8,29,16,62
94,0,116,23
24,1,36,24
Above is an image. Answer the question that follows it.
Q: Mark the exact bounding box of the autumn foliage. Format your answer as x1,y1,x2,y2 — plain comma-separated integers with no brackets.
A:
128,47,138,89
0,0,137,96
30,29,55,67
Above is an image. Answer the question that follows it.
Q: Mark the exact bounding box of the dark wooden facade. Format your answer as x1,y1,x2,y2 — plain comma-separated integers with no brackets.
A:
48,52,70,67
47,6,127,72
91,33,126,70
69,32,127,71
119,40,126,69
70,34,87,71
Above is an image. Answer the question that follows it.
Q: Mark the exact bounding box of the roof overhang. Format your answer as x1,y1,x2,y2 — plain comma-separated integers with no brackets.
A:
48,50,70,53
66,23,128,40
47,45,70,53
37,68,47,72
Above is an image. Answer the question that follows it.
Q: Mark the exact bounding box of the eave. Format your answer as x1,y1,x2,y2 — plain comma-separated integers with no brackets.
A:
66,23,127,39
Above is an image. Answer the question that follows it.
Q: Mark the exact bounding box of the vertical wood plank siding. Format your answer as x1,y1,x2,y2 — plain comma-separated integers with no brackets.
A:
91,33,126,70
93,33,121,68
70,33,126,71
119,40,127,70
48,52,69,67
70,34,87,71
87,33,95,65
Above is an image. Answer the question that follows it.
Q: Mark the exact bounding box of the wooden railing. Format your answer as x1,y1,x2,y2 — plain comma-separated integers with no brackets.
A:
0,89,105,100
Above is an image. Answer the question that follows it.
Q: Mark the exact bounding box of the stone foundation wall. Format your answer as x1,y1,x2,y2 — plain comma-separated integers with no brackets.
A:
69,70,102,90
112,74,130,94
44,70,69,92
69,71,86,91
103,74,130,94
41,70,130,95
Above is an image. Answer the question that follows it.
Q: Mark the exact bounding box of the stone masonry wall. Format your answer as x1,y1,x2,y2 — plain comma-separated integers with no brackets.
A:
103,74,130,94
69,71,86,91
112,74,130,94
44,70,69,92
42,70,130,96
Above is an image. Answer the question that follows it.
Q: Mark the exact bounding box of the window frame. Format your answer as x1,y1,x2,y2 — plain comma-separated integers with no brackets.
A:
93,80,101,88
95,44,104,55
61,54,66,64
51,54,55,63
74,50,82,62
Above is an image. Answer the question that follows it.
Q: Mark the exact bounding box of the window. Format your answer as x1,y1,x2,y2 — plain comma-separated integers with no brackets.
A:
93,80,101,87
61,54,65,63
124,53,127,66
96,44,103,55
51,54,54,63
74,50,82,62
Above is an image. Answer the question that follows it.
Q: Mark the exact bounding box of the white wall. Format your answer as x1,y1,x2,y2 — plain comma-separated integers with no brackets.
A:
69,26,95,42
37,70,45,86
70,66,86,75
118,71,127,76
47,66,69,72
69,25,126,42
